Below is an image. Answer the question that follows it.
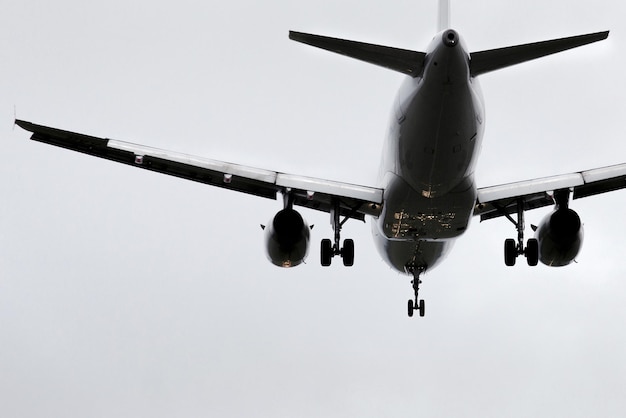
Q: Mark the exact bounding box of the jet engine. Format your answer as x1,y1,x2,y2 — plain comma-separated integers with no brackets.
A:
534,207,584,267
264,208,310,268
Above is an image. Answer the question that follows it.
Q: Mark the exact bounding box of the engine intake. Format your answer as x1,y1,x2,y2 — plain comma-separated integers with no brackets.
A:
264,208,310,268
535,208,583,267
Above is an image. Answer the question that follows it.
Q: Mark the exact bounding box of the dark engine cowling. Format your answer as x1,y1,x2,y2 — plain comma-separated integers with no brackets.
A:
264,208,310,268
534,208,584,267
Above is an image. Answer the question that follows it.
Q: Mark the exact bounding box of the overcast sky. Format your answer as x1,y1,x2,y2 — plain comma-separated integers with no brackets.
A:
1,1,626,417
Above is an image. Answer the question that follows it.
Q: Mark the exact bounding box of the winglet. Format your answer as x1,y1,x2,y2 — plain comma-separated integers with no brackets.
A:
15,119,28,131
289,31,426,77
470,31,609,77
15,119,39,134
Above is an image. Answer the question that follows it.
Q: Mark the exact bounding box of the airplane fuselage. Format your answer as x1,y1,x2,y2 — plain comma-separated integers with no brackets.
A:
373,30,485,274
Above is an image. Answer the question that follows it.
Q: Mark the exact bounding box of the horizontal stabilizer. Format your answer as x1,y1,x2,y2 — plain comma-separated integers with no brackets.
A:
470,31,609,77
289,31,426,76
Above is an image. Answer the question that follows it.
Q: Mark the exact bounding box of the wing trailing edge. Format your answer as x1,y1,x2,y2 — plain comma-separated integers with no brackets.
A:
474,162,626,221
470,31,609,77
16,119,384,220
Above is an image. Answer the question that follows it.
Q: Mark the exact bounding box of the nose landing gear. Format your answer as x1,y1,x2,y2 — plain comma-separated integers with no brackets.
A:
407,266,426,318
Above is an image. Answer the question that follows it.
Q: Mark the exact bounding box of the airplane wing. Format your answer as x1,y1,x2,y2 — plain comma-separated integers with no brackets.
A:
474,163,626,221
15,120,383,221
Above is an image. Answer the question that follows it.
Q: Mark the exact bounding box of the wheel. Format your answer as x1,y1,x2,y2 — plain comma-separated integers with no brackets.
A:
504,238,517,266
526,238,539,266
419,299,425,317
342,239,354,267
407,299,414,317
321,239,332,266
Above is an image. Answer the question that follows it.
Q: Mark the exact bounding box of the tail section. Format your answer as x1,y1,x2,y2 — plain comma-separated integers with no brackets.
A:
288,31,425,76
470,31,609,77
438,0,450,32
289,0,608,79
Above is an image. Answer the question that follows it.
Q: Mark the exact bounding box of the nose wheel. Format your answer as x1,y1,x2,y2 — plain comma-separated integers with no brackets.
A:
407,266,426,318
408,295,425,317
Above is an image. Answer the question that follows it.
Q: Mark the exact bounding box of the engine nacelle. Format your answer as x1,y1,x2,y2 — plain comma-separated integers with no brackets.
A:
264,208,310,268
534,208,584,267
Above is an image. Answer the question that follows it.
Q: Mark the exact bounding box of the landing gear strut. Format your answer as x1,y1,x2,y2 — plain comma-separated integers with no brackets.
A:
501,198,539,266
407,266,425,318
320,199,355,267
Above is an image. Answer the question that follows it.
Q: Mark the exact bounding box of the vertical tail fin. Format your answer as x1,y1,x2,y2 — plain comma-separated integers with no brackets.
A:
438,0,451,31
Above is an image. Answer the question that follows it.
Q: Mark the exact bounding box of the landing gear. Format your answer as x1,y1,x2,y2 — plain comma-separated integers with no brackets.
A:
320,199,355,267
503,238,538,266
408,297,425,317
320,238,353,266
407,266,425,318
501,198,539,266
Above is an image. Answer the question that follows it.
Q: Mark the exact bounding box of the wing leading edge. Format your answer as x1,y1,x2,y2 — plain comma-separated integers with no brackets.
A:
475,163,626,221
16,120,383,220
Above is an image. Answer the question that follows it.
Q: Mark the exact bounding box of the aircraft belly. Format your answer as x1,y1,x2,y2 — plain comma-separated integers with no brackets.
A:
395,80,483,198
378,173,476,241
371,230,453,273
371,172,474,273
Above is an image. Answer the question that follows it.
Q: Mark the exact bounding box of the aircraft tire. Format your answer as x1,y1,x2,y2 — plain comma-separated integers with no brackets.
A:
504,239,517,266
321,239,332,266
342,239,354,266
408,299,414,317
526,238,539,266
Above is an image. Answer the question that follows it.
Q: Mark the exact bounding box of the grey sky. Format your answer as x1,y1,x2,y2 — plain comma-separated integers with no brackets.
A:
1,1,626,417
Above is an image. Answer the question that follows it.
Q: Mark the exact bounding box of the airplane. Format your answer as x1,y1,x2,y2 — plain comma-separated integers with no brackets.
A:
16,1,621,317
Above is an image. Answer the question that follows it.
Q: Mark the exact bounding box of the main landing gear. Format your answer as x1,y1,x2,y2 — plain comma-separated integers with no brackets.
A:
502,198,539,267
407,266,425,318
320,199,355,267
